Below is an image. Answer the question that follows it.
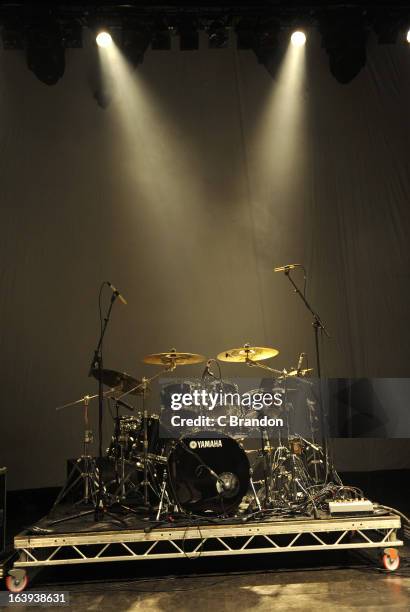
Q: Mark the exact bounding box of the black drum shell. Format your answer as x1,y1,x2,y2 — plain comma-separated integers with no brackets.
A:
168,430,250,516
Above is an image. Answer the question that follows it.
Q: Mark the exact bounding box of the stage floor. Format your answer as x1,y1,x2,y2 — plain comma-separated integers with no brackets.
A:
35,564,410,612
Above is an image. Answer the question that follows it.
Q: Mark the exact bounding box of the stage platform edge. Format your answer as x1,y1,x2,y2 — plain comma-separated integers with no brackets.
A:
11,513,402,568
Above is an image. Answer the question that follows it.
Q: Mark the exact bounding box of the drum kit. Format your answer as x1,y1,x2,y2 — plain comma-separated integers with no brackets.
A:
51,270,334,523
53,344,328,522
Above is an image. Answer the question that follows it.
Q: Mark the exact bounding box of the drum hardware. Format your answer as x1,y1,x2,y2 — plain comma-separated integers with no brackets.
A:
113,412,137,499
201,358,221,381
155,466,172,520
55,388,118,411
306,398,321,482
50,395,99,520
116,352,200,512
120,377,160,510
249,474,262,511
215,342,327,510
52,389,126,524
107,412,165,508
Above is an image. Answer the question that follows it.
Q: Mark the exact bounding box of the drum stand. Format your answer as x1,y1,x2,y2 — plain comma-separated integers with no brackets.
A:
115,362,177,514
155,467,172,520
51,397,98,512
249,475,262,511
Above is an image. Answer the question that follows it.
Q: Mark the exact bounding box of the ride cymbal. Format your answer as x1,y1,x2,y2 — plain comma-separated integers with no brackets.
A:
143,351,206,366
90,368,146,395
217,346,279,363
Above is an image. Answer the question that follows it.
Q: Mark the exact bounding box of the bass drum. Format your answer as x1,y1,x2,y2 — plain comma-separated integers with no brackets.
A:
168,431,250,516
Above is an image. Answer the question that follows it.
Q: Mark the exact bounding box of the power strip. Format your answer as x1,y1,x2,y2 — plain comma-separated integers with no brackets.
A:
329,499,374,515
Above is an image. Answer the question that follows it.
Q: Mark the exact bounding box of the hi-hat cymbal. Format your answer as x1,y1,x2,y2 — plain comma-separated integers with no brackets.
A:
90,368,146,396
217,346,279,363
143,351,206,366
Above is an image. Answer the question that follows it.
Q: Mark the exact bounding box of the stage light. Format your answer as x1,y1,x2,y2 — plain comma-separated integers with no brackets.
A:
407,29,410,43
96,31,113,48
235,19,256,50
208,21,229,49
291,31,306,47
178,17,199,51
320,9,367,84
151,18,171,50
26,20,65,85
373,15,399,44
252,19,283,78
122,28,152,66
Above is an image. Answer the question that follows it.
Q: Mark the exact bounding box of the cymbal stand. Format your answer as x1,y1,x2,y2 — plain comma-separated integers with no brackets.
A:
244,356,286,507
51,396,98,511
306,398,320,482
155,466,172,520
141,379,150,508
250,475,262,511
244,356,313,507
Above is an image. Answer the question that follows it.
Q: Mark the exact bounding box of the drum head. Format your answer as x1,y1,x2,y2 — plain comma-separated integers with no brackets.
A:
168,431,250,516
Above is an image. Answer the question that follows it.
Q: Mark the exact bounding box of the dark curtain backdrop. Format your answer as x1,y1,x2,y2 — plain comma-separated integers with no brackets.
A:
0,31,409,489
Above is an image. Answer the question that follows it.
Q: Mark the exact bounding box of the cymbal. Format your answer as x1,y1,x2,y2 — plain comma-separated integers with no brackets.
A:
217,346,279,363
143,351,206,366
285,368,314,377
90,368,146,396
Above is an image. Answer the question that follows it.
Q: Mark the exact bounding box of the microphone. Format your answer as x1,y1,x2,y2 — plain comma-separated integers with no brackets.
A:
273,264,302,272
107,282,127,305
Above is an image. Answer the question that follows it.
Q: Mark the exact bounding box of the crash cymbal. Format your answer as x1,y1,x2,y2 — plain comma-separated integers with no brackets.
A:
285,368,314,377
143,351,206,366
90,368,146,396
217,345,279,363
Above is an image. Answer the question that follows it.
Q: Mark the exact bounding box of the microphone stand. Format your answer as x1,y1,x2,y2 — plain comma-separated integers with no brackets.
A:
89,290,118,521
283,269,331,482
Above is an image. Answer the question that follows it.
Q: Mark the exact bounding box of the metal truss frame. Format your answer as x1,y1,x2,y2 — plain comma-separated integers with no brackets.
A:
12,514,402,568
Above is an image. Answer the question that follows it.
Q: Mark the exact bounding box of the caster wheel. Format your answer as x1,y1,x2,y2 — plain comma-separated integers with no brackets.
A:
382,549,400,572
6,573,29,592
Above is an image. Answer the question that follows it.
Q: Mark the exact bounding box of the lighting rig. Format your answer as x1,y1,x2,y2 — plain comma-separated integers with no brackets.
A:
0,2,408,92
